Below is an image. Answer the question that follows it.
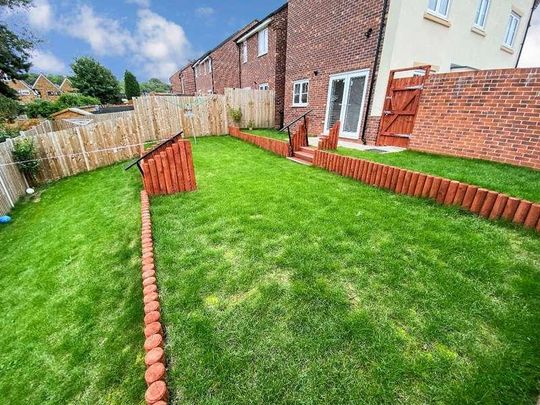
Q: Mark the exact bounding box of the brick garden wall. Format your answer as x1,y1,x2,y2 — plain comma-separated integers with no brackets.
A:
284,0,385,135
410,68,540,170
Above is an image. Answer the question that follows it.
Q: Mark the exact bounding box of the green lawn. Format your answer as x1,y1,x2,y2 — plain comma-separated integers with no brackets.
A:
0,165,145,404
336,148,540,203
243,128,540,202
243,128,289,141
151,137,540,404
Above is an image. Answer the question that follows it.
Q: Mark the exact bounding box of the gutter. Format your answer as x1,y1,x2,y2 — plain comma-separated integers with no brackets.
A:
516,1,538,67
360,0,389,145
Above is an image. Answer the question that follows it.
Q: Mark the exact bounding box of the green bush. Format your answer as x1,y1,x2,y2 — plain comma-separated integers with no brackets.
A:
0,94,21,122
229,107,242,124
12,138,39,182
26,93,100,118
0,124,20,143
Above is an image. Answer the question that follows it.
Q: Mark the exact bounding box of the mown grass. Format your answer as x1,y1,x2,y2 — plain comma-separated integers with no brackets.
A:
336,147,540,203
243,128,289,141
151,137,540,404
0,165,146,404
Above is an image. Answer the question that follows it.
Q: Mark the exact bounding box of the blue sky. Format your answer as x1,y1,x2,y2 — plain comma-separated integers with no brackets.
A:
2,0,539,82
3,0,284,81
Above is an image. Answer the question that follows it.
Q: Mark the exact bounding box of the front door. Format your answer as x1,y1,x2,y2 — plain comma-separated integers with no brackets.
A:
324,70,369,139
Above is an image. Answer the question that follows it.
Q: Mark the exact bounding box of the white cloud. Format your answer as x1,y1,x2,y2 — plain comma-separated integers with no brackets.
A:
195,7,215,17
126,0,151,8
65,5,134,56
134,9,192,79
30,50,67,74
519,11,540,68
27,0,53,30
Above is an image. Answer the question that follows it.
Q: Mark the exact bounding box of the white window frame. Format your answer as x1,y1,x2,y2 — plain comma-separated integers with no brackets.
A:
259,83,269,90
208,59,212,73
242,41,248,63
194,66,199,78
503,11,521,48
473,0,490,29
258,27,268,56
292,79,309,107
19,89,31,95
427,0,451,19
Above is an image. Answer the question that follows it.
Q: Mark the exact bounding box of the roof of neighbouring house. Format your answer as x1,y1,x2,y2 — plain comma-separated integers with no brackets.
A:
51,107,95,118
32,73,62,91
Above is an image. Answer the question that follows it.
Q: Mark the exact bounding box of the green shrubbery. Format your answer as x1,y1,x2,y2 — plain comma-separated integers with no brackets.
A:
26,93,100,118
0,94,24,122
0,124,20,143
12,138,39,183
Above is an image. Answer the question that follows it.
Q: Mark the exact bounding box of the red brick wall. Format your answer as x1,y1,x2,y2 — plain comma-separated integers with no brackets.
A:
410,68,540,170
170,65,196,95
284,0,385,135
240,7,288,127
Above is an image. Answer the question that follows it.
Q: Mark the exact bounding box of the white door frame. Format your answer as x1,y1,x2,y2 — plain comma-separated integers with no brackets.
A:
323,69,370,139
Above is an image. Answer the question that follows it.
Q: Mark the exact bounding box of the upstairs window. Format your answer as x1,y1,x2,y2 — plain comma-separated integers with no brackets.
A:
474,0,490,29
208,59,212,73
292,80,309,107
503,11,520,48
258,28,268,56
242,41,248,63
427,0,450,19
259,83,269,90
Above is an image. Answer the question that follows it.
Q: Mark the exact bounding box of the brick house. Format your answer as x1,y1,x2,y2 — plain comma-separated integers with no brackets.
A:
59,77,76,93
169,63,196,95
235,4,288,127
192,21,259,95
33,73,62,102
3,78,38,103
284,0,536,143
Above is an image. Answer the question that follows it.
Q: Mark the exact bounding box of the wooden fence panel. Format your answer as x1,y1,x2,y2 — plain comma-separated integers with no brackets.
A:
0,140,27,215
224,88,274,128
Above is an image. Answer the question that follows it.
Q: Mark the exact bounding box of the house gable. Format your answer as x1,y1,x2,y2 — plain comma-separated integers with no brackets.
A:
33,73,63,101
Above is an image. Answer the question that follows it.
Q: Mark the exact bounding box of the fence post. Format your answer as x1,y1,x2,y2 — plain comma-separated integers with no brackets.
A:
0,165,15,208
75,127,91,171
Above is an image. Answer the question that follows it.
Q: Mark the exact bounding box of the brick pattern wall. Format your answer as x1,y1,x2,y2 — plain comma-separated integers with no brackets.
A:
240,7,288,127
284,0,385,135
33,75,61,102
170,65,196,95
194,62,214,95
410,68,540,170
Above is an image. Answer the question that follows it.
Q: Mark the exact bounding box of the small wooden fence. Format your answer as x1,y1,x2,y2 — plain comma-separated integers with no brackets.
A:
229,127,289,157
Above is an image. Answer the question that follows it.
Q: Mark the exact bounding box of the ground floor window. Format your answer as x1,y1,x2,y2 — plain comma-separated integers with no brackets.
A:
292,80,309,107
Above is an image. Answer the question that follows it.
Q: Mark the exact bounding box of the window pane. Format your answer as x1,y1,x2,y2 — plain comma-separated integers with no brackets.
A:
301,93,308,104
327,78,345,130
428,0,437,11
438,0,449,16
294,83,300,95
343,76,366,133
294,94,300,104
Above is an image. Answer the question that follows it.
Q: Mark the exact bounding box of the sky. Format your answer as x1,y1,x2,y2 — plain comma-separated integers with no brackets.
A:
2,0,539,82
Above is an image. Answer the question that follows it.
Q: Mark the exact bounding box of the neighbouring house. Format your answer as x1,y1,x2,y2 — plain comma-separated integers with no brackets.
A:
236,4,288,127
3,78,38,103
169,63,196,95
283,0,537,143
59,77,77,93
33,73,63,102
192,20,259,95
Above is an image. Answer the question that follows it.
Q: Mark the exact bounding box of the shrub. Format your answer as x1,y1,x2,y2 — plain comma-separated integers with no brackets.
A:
26,100,59,118
55,93,100,110
124,70,141,100
229,107,242,124
0,94,21,122
12,138,39,183
0,124,20,143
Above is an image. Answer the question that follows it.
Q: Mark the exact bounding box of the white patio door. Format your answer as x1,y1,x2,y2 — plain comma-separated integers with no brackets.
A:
324,70,369,139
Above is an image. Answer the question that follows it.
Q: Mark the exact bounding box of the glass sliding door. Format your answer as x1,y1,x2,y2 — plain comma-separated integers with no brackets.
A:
324,70,369,139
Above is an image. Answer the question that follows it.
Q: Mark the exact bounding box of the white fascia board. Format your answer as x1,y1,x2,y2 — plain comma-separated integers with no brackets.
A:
235,18,272,44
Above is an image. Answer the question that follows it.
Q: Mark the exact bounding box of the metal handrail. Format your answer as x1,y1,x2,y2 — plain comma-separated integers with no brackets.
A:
125,131,184,174
279,110,312,156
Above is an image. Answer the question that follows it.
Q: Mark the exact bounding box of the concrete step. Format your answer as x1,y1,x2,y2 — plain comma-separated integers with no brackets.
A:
287,157,313,166
294,151,314,162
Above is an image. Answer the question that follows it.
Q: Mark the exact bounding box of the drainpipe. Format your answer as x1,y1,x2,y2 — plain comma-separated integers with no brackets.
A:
360,0,389,145
238,44,243,88
192,66,197,94
210,57,215,94
516,1,538,67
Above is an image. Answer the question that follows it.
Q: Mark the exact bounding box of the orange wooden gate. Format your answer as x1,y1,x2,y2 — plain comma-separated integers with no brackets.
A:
376,65,431,148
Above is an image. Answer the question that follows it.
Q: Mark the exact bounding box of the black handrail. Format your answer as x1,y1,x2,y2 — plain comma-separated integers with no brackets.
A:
279,110,312,157
125,131,184,174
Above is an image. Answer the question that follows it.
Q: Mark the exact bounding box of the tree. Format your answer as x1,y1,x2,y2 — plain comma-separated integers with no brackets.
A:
25,93,100,118
140,78,171,94
0,0,34,99
70,57,121,104
0,94,21,122
124,70,141,100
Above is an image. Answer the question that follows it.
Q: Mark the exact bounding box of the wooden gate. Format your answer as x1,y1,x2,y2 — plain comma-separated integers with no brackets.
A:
376,65,431,147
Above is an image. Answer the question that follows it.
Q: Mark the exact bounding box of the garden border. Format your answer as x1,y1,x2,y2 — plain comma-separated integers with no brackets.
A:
140,190,169,404
312,150,540,232
227,127,539,232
